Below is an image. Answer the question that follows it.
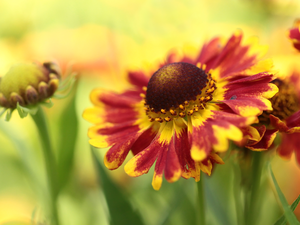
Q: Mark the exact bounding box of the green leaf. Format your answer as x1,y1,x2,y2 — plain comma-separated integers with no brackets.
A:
57,85,78,191
91,147,145,225
5,109,12,121
269,164,300,225
205,176,233,225
0,118,44,194
156,181,196,225
17,102,29,118
274,195,300,225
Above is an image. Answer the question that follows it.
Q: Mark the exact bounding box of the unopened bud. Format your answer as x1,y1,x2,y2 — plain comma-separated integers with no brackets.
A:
0,62,61,109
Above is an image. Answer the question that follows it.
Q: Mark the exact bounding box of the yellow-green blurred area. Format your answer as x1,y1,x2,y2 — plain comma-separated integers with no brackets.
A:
1,0,300,224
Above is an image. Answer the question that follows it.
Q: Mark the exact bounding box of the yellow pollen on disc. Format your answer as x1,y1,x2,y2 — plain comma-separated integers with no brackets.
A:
165,117,171,122
170,109,176,115
188,109,194,116
179,112,185,117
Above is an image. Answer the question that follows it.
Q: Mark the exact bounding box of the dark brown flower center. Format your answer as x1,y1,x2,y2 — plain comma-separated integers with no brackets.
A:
142,62,216,123
146,62,208,112
259,79,299,123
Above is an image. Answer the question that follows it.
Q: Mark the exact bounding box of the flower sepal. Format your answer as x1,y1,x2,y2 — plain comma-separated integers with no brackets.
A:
52,72,77,99
16,102,39,118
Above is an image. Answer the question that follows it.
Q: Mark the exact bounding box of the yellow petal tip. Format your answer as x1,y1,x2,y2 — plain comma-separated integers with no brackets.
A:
89,139,109,148
191,146,207,161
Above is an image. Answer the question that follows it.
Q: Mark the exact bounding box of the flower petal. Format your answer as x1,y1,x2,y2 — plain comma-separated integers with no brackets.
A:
224,73,278,99
127,71,149,88
209,153,225,165
222,73,278,116
245,125,266,145
269,114,300,134
174,128,195,178
212,110,257,127
131,127,157,155
285,110,300,133
90,88,139,108
103,107,138,124
246,128,278,151
83,107,104,124
88,123,140,148
152,143,168,190
288,20,300,51
199,159,213,176
164,138,182,183
222,97,272,117
190,110,253,160
104,131,143,170
212,123,242,152
196,37,222,66
94,121,138,136
124,136,164,177
289,27,300,40
209,31,243,73
190,122,215,161
83,106,138,124
278,132,300,166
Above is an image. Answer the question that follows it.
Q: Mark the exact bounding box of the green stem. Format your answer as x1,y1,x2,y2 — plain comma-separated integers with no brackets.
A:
197,172,206,225
245,152,262,225
233,164,244,225
31,106,59,225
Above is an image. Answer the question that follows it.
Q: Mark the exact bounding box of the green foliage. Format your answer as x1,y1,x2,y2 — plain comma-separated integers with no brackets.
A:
91,147,145,225
57,85,78,191
274,195,300,225
269,164,300,225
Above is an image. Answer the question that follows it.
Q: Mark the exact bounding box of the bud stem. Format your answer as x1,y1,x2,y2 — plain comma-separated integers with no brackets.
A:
31,106,60,225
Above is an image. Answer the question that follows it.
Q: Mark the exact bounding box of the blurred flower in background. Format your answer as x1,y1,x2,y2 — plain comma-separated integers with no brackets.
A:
288,19,300,52
1,0,300,224
268,75,300,165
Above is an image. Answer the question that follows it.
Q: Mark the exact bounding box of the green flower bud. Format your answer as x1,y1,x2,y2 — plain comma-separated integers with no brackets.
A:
0,62,61,109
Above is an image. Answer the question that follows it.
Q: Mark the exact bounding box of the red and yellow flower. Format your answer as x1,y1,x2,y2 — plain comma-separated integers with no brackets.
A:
288,19,300,52
83,31,278,190
267,72,300,166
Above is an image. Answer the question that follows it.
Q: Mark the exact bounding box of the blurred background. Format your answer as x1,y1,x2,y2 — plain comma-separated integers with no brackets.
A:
0,0,300,224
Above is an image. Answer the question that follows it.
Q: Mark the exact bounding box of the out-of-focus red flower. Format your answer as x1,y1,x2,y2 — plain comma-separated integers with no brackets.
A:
269,72,300,166
288,19,300,52
246,70,300,167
